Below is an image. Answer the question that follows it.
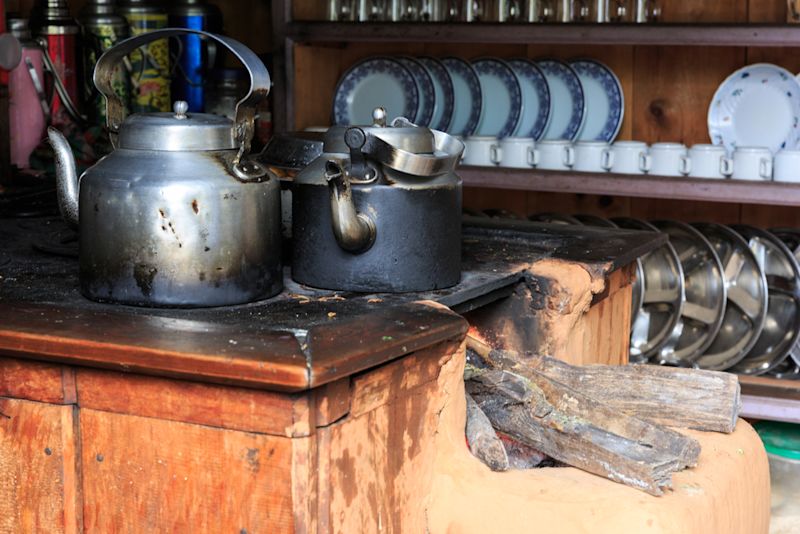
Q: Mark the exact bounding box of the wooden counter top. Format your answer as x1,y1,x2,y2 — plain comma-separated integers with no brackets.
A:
0,216,664,392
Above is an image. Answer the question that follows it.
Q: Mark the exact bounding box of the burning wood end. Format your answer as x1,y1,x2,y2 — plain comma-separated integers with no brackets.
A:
463,334,741,496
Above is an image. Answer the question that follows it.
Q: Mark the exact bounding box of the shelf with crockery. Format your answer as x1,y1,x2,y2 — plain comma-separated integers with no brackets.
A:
458,166,800,207
284,22,800,47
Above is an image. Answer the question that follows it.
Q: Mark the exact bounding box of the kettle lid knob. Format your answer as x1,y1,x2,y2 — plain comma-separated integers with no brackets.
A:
173,100,189,120
372,107,387,127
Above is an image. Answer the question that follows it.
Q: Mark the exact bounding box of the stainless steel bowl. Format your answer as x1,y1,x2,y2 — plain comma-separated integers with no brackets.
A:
768,358,800,380
651,220,726,366
692,223,768,371
612,217,685,363
727,226,800,374
573,214,645,339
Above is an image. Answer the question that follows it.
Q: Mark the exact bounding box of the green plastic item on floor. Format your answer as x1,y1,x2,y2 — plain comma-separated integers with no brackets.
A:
754,421,800,460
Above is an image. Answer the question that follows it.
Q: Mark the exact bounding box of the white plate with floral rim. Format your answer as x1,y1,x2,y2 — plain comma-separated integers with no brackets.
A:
708,63,800,155
570,59,624,143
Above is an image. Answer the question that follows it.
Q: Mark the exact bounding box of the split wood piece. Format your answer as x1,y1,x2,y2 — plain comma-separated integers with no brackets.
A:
465,393,509,472
466,335,740,433
496,432,549,469
466,369,701,496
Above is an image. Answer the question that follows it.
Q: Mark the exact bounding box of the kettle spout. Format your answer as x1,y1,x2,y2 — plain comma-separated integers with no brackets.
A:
325,160,376,253
47,127,79,228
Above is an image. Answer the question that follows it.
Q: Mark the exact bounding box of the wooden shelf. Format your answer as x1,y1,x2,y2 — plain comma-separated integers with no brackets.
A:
285,22,800,47
739,375,800,423
459,166,800,207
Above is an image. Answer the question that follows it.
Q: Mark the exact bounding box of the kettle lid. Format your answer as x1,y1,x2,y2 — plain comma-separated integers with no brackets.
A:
323,108,435,154
118,101,238,151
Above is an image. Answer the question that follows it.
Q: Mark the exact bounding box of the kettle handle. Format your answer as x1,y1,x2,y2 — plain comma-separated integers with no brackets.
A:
94,28,270,164
346,118,465,177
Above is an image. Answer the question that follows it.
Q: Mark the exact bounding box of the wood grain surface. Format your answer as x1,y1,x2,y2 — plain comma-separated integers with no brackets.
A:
75,368,305,436
0,358,74,404
80,408,294,533
0,398,80,533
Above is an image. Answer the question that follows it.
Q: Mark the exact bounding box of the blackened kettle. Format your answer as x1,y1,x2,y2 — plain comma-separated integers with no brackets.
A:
292,108,465,292
48,29,281,307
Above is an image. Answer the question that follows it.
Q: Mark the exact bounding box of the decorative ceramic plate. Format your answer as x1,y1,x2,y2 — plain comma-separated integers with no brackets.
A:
570,59,624,142
417,56,454,132
537,59,585,141
507,58,551,140
471,58,522,138
332,57,418,126
708,63,800,155
397,56,435,126
441,57,482,137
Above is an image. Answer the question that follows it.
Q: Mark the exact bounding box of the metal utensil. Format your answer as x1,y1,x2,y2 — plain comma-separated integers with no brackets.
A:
612,217,684,363
729,226,800,373
651,220,726,366
691,223,768,370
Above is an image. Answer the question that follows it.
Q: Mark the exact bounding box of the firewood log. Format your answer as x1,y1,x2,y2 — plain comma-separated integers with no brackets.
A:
466,368,701,496
466,335,740,433
465,393,509,472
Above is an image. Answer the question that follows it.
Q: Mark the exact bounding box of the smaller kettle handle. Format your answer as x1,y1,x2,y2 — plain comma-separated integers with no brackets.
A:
94,28,270,163
346,119,465,177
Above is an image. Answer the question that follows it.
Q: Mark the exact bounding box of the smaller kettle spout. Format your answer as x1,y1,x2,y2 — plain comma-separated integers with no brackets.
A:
47,127,79,228
326,160,376,254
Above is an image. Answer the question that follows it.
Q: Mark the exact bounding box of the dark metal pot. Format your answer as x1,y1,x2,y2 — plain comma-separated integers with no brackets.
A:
291,108,464,292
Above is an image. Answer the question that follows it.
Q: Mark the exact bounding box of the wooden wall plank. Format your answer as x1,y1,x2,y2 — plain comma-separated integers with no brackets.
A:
0,358,72,404
0,398,80,533
80,409,294,533
747,0,786,22
632,46,745,146
75,368,304,437
660,0,747,22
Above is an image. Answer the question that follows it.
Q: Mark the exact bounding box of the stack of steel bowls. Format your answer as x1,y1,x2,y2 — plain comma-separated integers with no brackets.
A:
527,211,800,379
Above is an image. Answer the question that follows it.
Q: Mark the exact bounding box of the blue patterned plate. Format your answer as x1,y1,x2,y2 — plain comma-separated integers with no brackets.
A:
537,59,585,141
508,58,551,140
441,57,482,137
570,59,624,142
708,63,800,155
472,58,522,138
418,56,454,132
332,57,419,126
397,56,435,126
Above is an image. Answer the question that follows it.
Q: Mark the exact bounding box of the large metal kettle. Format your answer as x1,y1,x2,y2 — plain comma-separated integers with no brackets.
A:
292,108,465,292
48,29,281,307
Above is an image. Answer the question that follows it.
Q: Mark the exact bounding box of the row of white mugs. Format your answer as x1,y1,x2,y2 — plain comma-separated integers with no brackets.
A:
460,137,800,182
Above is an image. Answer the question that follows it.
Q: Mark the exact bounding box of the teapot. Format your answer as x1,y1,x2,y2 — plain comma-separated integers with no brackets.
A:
291,108,465,292
48,29,282,307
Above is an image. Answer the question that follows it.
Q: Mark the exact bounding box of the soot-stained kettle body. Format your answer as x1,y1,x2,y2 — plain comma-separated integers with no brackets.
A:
292,108,465,292
48,29,282,307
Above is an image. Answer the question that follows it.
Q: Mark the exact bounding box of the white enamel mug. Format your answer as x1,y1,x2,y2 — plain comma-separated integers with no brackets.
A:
774,150,800,183
537,139,575,170
493,137,539,168
731,146,773,181
462,136,498,166
649,142,688,177
686,144,732,179
609,140,650,175
573,141,613,173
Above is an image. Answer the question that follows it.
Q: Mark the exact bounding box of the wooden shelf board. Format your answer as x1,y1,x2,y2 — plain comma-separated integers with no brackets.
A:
739,375,800,423
459,167,800,206
286,22,800,47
